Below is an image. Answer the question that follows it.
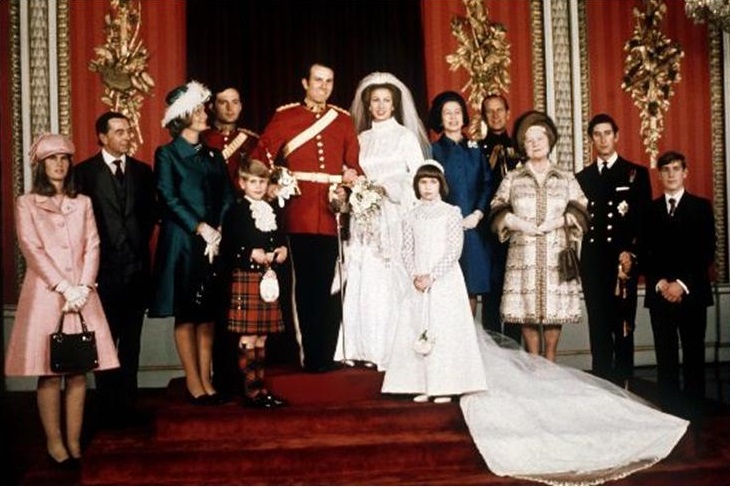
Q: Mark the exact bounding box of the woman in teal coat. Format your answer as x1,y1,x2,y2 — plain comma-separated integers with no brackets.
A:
149,81,234,404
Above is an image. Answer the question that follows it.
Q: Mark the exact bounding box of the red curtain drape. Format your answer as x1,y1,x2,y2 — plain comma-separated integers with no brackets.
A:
69,0,187,167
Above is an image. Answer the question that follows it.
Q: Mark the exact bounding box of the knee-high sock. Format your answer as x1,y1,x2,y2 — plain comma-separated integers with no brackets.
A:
238,345,258,398
254,345,266,392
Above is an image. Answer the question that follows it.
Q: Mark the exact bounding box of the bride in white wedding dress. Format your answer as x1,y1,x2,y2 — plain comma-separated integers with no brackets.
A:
461,331,688,485
334,72,429,370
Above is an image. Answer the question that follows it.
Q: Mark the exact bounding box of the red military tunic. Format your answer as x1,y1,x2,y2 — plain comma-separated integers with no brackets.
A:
256,102,361,236
201,126,259,186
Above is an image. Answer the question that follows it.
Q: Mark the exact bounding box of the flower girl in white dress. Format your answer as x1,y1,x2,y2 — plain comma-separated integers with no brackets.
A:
382,162,487,402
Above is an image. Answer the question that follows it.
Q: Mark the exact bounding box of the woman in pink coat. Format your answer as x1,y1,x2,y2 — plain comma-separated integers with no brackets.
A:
4,133,119,467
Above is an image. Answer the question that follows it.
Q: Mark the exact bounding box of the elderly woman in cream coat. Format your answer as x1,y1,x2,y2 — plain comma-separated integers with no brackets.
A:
490,112,588,361
5,133,119,465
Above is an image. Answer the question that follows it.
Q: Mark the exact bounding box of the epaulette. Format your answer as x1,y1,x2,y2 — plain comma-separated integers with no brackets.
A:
276,102,301,112
238,127,260,138
328,104,351,116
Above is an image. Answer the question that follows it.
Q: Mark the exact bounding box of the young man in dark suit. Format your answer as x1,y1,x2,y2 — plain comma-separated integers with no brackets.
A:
76,112,157,427
576,114,652,385
643,151,715,402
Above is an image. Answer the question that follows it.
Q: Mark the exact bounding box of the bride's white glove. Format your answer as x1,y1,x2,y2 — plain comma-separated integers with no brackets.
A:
537,216,565,233
504,213,543,236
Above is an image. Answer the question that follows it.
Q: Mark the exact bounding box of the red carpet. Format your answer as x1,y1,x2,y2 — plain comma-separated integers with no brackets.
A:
76,366,730,486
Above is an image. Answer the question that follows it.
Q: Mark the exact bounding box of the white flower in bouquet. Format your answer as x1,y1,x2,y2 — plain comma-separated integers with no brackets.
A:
270,166,300,208
348,176,385,239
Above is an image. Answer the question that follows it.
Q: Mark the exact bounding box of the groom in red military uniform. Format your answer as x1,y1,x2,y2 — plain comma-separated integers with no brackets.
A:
256,62,361,372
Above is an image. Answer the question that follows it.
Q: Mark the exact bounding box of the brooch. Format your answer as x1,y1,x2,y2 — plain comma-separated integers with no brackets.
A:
617,200,629,216
467,140,479,149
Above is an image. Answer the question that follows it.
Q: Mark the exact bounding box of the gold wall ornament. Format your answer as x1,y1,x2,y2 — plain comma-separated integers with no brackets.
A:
446,0,511,139
88,0,154,154
684,0,730,32
621,0,683,167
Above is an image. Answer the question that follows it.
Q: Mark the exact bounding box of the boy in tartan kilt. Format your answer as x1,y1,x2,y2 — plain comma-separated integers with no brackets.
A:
220,159,289,408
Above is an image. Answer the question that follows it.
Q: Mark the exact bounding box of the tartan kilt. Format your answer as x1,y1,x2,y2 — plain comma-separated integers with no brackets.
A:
228,269,284,335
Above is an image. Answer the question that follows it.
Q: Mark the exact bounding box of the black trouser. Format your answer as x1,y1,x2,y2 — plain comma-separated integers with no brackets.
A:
481,241,522,344
581,247,638,383
289,234,340,371
94,271,147,417
649,302,707,399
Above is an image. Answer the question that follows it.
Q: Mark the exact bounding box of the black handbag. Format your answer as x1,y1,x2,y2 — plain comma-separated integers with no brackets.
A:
49,312,99,374
558,217,581,283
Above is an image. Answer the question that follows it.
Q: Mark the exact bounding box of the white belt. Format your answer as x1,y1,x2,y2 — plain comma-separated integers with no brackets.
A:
292,171,343,184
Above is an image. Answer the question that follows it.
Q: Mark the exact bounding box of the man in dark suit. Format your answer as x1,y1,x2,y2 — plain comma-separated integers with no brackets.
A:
480,94,522,343
576,114,652,385
76,112,156,427
644,151,715,402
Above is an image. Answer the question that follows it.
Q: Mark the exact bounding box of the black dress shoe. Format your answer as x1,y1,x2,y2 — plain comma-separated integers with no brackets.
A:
206,392,227,404
186,391,213,406
47,454,80,470
242,392,275,409
261,391,288,407
305,362,344,373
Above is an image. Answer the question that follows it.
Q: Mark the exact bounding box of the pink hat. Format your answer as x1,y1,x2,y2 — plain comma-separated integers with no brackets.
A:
28,133,75,166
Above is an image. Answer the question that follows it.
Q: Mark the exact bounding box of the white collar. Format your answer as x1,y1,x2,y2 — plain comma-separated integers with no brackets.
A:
101,149,126,167
597,152,618,168
664,188,685,203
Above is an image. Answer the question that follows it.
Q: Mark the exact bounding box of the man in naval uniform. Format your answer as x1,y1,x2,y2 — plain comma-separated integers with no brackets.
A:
480,94,522,343
256,62,361,373
202,86,259,190
576,113,652,385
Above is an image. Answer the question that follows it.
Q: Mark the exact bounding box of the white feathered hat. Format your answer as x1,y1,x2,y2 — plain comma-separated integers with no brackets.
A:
161,80,211,128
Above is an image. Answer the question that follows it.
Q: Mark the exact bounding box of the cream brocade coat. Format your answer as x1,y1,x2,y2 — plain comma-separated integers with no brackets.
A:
491,163,588,325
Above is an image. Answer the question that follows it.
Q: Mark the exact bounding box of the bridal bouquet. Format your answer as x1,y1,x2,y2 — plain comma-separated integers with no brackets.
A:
349,176,385,240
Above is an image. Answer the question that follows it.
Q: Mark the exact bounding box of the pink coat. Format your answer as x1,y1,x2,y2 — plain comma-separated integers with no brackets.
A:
4,193,119,376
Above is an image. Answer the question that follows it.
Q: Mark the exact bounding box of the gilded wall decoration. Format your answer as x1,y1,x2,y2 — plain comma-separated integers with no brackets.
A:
549,0,575,172
621,0,684,167
708,26,727,282
446,0,511,138
530,0,546,112
89,0,154,154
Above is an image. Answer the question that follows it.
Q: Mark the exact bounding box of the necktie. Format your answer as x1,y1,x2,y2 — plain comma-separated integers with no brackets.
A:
668,197,676,217
600,160,608,176
112,159,124,181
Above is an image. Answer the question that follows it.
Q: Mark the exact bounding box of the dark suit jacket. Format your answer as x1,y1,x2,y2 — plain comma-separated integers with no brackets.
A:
75,153,156,280
643,191,715,309
576,156,652,266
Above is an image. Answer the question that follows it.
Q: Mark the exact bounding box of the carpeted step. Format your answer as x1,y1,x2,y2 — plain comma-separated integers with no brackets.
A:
154,398,467,441
167,365,386,406
81,430,484,485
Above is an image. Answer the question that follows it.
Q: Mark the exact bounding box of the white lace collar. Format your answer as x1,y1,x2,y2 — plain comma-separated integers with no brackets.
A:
245,196,277,232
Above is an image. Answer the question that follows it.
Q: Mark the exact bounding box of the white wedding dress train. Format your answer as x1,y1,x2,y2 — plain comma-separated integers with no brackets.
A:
460,331,689,485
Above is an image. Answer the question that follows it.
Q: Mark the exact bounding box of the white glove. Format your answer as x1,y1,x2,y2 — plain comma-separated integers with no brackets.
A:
197,222,221,246
537,216,565,233
204,242,220,264
462,211,482,230
504,213,543,236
